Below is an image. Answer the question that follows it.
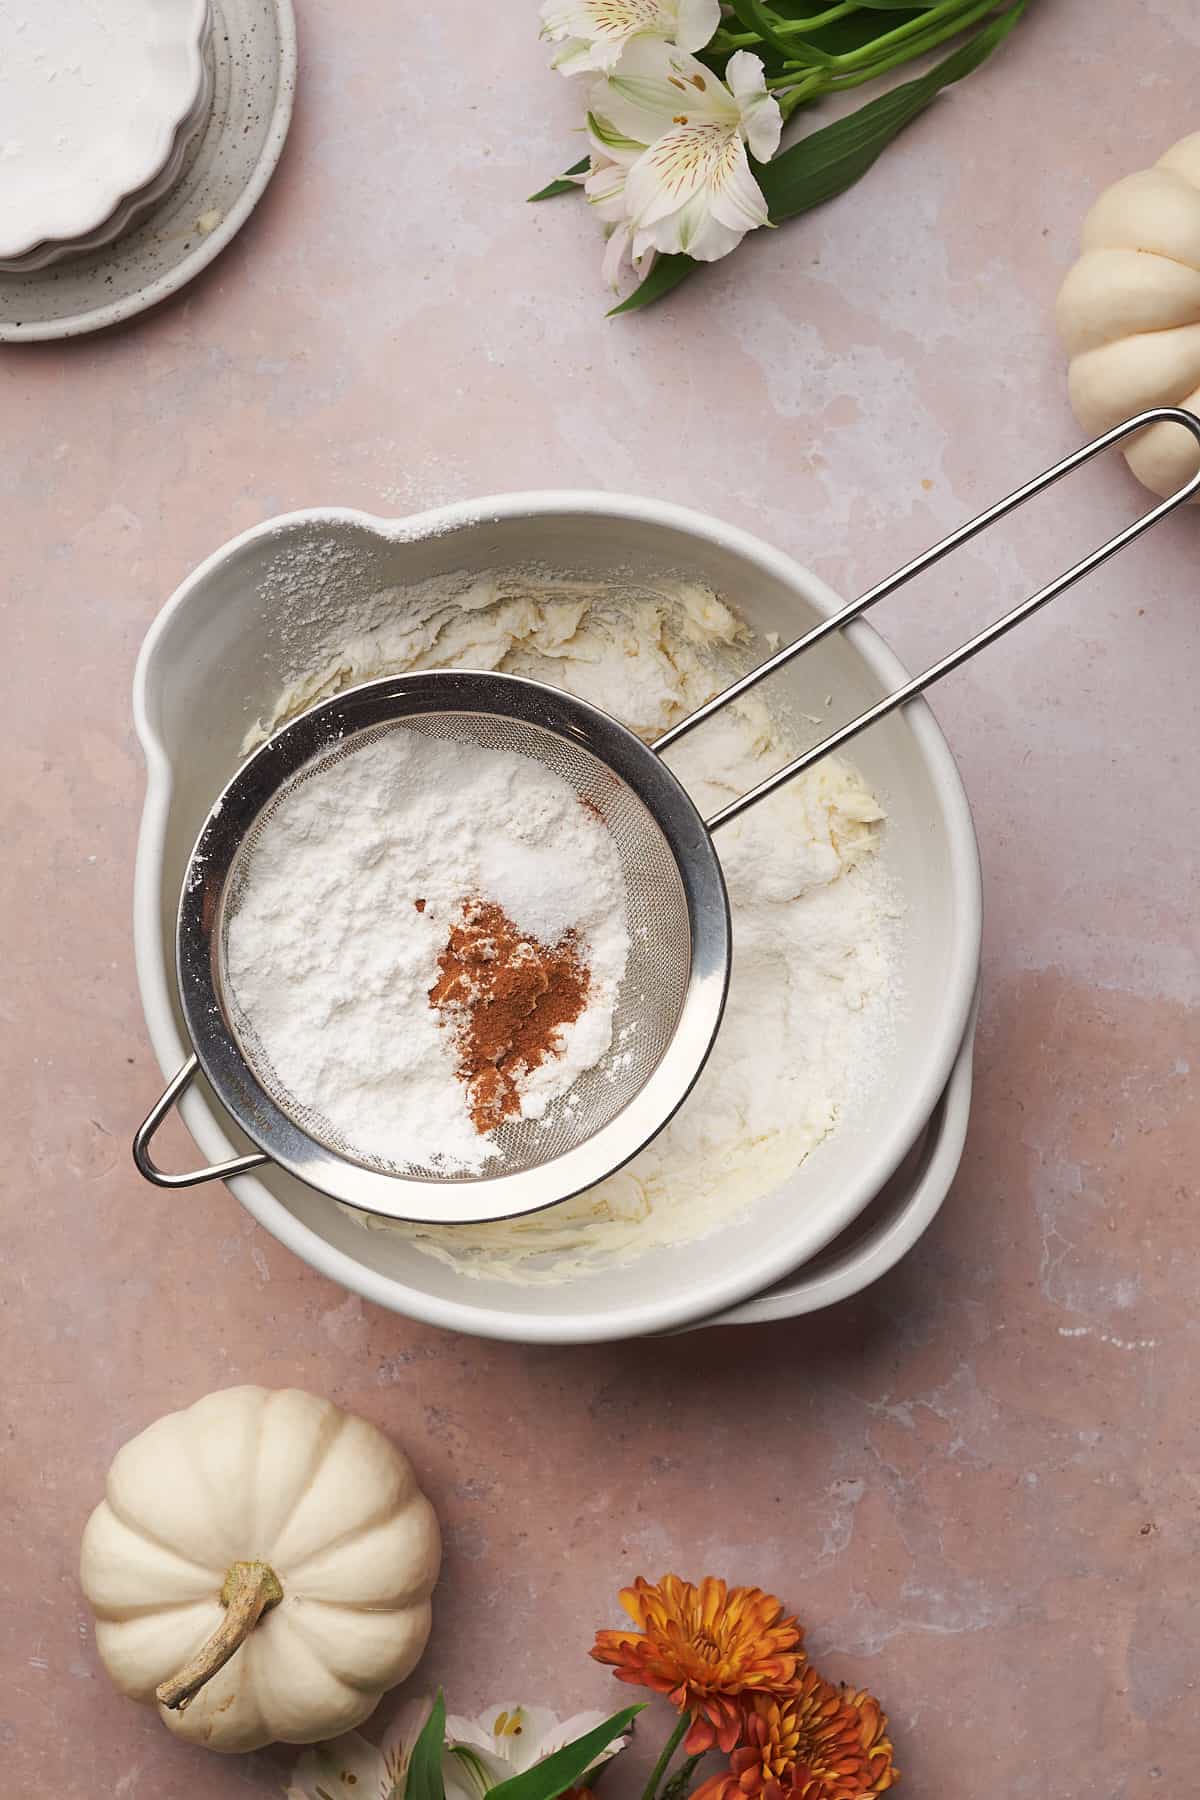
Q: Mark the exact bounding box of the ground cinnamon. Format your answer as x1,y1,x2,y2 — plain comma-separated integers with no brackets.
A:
429,898,591,1133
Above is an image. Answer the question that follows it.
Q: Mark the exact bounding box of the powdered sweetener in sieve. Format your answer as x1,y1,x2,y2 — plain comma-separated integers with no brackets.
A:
224,728,631,1173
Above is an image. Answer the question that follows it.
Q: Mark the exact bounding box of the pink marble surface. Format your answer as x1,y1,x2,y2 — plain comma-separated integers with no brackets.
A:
3,0,1199,1793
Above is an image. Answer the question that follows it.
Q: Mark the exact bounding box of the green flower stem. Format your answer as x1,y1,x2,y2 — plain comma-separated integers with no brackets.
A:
712,0,921,52
769,0,1018,112
711,1,882,52
821,0,988,71
805,0,1012,86
640,1712,692,1800
716,0,980,56
779,83,822,119
773,3,858,26
776,71,829,118
659,1754,704,1800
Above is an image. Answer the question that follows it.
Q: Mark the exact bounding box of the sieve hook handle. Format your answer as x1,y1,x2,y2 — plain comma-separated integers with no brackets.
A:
652,407,1200,832
134,1055,272,1189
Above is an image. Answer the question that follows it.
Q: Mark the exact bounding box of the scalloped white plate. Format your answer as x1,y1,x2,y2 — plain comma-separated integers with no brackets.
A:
0,0,212,263
0,0,295,341
0,20,215,274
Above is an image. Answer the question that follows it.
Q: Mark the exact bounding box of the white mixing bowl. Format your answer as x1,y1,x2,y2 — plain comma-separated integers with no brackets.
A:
133,494,982,1342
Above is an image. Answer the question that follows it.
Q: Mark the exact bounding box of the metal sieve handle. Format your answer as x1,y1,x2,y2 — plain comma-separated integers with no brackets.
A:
134,1056,272,1189
654,407,1200,832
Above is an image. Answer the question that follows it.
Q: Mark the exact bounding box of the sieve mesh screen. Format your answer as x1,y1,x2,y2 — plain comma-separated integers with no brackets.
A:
217,713,693,1181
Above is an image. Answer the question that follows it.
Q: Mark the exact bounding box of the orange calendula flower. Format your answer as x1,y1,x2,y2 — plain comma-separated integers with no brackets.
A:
693,1673,900,1800
590,1575,804,1754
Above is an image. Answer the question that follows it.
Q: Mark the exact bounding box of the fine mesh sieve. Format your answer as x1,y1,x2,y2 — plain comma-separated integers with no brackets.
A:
136,668,732,1225
219,706,700,1182
134,407,1200,1225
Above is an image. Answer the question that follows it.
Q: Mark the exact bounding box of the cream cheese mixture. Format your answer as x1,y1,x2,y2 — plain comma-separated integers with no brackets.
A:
246,568,897,1282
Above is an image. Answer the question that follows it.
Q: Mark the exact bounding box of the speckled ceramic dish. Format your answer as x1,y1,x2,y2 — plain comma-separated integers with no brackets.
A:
0,0,295,342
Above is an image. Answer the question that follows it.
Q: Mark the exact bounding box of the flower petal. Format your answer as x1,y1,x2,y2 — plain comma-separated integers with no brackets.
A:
705,134,769,235
600,39,737,141
545,0,657,39
488,1704,566,1772
378,1697,435,1774
602,219,634,287
585,156,631,223
445,1759,490,1800
582,34,631,72
674,189,745,262
631,226,657,269
539,0,575,41
625,121,736,230
287,1733,386,1800
743,98,782,165
446,1742,510,1798
675,0,721,53
527,1708,620,1770
443,1715,499,1754
550,37,615,74
543,0,684,73
725,52,782,163
587,108,648,162
725,48,767,101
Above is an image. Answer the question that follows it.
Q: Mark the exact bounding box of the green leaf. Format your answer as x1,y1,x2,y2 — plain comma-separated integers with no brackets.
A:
758,2,1026,223
607,254,698,315
529,156,589,202
485,1706,642,1800
407,1693,448,1800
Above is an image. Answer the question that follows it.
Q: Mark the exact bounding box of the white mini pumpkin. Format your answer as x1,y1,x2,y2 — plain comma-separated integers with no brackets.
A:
80,1386,441,1753
1056,130,1200,500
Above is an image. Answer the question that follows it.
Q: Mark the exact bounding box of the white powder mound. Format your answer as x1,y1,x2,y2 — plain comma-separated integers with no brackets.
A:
224,728,630,1173
247,571,898,1280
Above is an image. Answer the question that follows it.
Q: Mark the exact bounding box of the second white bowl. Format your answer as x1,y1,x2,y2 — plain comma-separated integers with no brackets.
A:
133,494,983,1342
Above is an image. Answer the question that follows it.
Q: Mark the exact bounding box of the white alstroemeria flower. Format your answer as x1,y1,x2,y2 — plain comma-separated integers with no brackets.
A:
287,1700,630,1800
590,43,782,262
286,1700,477,1800
445,1703,630,1796
578,125,657,287
540,0,721,76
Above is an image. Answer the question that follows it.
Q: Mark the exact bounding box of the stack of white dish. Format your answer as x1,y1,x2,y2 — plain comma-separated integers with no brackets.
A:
0,0,213,273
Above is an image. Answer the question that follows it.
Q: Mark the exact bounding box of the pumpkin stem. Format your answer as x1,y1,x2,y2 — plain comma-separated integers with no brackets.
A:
156,1560,283,1712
